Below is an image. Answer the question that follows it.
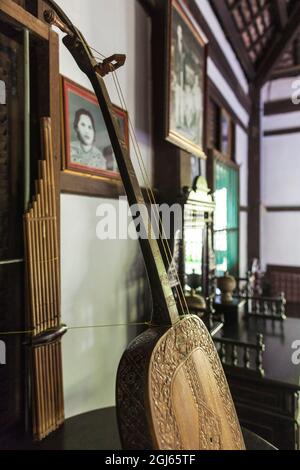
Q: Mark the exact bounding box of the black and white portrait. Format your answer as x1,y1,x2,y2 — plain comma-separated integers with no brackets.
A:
62,77,128,178
167,1,206,158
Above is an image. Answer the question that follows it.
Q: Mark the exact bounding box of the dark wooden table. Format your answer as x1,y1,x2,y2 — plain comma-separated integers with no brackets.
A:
0,408,121,450
214,316,300,450
214,296,246,325
0,407,275,450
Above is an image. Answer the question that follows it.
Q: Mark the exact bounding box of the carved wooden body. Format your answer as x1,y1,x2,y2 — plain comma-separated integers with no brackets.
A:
117,316,245,450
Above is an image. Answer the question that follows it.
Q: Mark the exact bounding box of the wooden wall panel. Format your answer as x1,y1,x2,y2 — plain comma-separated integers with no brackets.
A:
0,30,25,440
267,265,300,305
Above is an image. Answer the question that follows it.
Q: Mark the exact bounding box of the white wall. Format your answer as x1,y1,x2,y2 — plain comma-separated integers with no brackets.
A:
264,112,300,132
57,0,152,418
207,59,249,128
262,133,300,206
198,1,249,127
262,77,299,101
261,211,300,267
61,195,150,417
261,78,300,270
195,0,248,94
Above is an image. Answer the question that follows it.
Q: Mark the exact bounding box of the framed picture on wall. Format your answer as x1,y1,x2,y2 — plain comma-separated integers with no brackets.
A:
166,0,207,159
61,76,129,181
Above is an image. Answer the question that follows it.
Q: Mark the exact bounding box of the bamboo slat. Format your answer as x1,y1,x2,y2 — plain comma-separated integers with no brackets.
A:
24,118,64,441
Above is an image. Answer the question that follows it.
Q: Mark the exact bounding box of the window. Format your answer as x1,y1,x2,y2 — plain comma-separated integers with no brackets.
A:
219,108,233,158
214,159,239,277
209,98,235,160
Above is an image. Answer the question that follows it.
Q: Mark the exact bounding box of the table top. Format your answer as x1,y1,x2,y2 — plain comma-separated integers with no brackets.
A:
214,316,300,389
0,407,122,450
0,408,275,450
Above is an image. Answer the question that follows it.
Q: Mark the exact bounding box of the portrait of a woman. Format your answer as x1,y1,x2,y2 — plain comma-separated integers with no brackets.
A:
62,77,128,179
71,108,106,170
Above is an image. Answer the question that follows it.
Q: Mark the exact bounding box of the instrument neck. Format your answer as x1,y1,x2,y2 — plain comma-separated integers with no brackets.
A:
77,56,180,326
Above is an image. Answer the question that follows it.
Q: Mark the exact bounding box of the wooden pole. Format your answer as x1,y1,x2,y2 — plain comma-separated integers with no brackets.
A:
248,85,262,263
33,200,42,334
38,168,52,329
35,194,46,332
24,28,30,211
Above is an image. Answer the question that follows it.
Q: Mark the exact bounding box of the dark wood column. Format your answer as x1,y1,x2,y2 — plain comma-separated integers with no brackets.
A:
151,0,182,202
248,85,261,262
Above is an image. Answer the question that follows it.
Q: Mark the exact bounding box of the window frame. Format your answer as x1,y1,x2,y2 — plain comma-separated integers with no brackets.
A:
207,148,240,278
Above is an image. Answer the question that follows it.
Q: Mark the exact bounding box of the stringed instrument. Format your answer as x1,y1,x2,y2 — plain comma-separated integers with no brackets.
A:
43,0,245,450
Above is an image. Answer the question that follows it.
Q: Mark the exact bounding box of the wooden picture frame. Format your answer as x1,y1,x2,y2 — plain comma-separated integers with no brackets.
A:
166,0,207,159
60,76,129,197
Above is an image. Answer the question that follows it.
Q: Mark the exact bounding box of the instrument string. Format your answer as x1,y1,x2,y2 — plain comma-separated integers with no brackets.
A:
0,317,188,336
109,69,188,320
39,18,191,320
112,70,190,318
90,47,190,319
0,41,192,339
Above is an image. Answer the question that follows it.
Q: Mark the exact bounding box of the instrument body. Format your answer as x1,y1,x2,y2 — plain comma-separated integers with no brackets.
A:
117,315,245,450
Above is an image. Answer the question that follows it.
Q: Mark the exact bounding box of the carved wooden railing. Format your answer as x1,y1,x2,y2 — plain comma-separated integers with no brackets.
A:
244,293,286,321
235,271,254,298
213,334,265,376
234,272,287,321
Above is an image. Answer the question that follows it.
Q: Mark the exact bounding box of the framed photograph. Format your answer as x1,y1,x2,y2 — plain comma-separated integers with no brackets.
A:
61,76,129,181
166,0,207,158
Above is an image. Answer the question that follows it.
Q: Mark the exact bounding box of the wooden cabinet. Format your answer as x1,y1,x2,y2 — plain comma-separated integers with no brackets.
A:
228,377,299,450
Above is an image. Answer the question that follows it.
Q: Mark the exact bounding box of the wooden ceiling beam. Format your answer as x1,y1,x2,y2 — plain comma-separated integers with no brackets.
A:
274,0,288,30
271,64,300,79
254,1,300,87
246,26,273,52
210,0,256,80
138,0,159,15
293,37,300,65
245,0,262,42
232,0,269,33
229,0,244,11
264,98,300,115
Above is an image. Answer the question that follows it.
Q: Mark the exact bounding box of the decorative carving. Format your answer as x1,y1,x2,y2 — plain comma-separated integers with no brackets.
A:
184,355,221,449
117,328,165,450
149,316,245,450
